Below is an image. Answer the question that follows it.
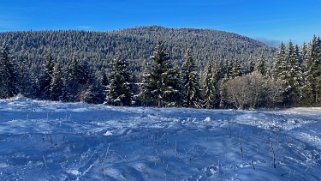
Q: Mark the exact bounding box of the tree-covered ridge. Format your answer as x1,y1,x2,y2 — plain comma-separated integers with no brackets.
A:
0,26,275,71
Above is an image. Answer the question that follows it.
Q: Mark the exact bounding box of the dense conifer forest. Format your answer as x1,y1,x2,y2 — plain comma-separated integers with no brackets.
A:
0,26,320,109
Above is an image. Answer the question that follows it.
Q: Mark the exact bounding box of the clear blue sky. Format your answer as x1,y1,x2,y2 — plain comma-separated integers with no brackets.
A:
0,0,320,44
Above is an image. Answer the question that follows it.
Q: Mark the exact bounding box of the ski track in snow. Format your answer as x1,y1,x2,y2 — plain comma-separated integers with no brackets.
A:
0,96,321,180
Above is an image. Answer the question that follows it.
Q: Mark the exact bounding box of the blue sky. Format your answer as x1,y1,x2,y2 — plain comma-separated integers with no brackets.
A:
0,0,320,44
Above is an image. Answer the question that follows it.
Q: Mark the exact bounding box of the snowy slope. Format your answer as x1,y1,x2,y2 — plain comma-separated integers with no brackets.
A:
0,97,321,180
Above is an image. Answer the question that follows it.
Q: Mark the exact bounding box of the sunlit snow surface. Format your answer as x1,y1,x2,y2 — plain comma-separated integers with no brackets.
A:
0,97,321,180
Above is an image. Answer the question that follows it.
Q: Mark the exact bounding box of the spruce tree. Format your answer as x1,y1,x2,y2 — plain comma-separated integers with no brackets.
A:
274,42,287,79
203,60,220,109
305,36,321,104
274,42,288,105
66,57,81,101
232,59,241,78
140,41,180,107
16,57,31,96
248,55,256,74
95,70,108,103
105,55,132,106
39,53,54,99
295,45,304,69
81,72,105,104
181,50,201,108
219,77,228,109
223,59,232,79
293,44,304,103
274,41,304,105
302,42,310,72
257,54,267,76
0,46,18,98
50,63,64,101
78,61,90,85
30,71,41,99
219,59,231,108
301,42,313,103
287,41,300,104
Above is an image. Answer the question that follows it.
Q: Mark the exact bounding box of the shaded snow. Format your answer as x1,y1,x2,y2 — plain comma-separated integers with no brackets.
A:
104,130,113,136
0,97,321,180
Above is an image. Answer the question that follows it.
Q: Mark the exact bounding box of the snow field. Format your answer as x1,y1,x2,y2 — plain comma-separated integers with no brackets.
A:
0,97,321,180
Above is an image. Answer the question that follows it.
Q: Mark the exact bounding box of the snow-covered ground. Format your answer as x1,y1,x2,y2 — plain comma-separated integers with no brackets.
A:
0,97,321,180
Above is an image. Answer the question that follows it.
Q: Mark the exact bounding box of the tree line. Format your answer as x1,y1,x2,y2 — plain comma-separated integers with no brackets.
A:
0,35,320,109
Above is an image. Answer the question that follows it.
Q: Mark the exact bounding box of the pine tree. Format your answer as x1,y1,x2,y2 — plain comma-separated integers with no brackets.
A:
39,53,54,99
203,60,220,109
105,55,132,106
50,63,64,101
140,41,180,107
0,46,18,98
181,50,201,108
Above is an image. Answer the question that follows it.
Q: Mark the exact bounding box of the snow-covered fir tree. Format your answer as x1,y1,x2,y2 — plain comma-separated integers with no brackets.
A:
232,59,241,78
248,55,256,74
81,72,105,104
0,46,18,98
287,41,302,104
64,56,92,102
181,49,201,108
16,56,31,96
274,42,288,105
139,41,180,107
223,59,232,79
301,42,313,103
39,53,54,99
50,63,64,101
257,54,267,76
296,45,305,99
302,42,310,72
219,59,232,108
105,55,132,106
65,57,81,101
203,60,220,109
305,36,321,104
295,45,304,69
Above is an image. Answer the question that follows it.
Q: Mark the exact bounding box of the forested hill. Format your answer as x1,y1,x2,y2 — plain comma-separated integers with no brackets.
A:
0,26,275,70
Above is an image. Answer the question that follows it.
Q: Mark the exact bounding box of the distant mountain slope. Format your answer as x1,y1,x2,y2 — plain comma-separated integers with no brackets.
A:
0,26,275,71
